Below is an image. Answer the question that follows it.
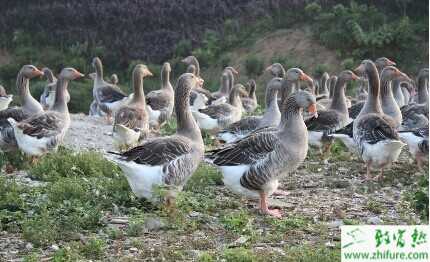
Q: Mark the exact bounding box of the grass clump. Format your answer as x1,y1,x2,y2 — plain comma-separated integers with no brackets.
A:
284,245,340,262
223,248,255,262
221,210,253,234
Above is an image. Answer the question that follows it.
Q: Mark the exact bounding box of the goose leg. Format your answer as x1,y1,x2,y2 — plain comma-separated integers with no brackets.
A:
373,168,384,181
259,192,282,218
416,154,423,171
365,162,372,180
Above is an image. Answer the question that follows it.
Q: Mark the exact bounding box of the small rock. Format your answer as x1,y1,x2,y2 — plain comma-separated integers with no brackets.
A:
367,216,382,225
50,244,59,251
129,247,138,253
144,217,165,231
327,220,344,228
325,241,335,248
189,211,201,217
25,243,33,250
229,235,250,247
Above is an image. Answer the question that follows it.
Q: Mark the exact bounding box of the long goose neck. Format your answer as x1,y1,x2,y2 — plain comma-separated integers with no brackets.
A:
321,75,329,94
191,58,200,76
361,64,383,115
228,72,234,92
219,75,229,95
249,83,256,99
281,80,295,103
228,88,241,107
95,60,104,81
417,74,429,104
52,77,69,113
263,89,280,119
131,72,145,105
279,96,304,132
17,72,42,113
329,78,348,115
161,69,171,90
380,74,395,100
176,80,202,143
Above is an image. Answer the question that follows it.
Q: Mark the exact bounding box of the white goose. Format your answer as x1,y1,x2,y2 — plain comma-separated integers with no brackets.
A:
399,126,429,169
0,85,13,111
108,73,204,205
8,68,84,157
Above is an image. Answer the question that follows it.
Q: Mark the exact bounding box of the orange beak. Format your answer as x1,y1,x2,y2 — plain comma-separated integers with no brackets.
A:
307,103,318,118
299,72,313,82
265,65,272,72
351,72,360,80
74,71,85,78
34,69,44,77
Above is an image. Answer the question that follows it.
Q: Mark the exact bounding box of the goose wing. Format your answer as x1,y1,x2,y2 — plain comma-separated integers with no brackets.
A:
222,116,260,133
17,112,66,139
199,103,234,119
114,106,147,130
0,107,29,122
97,84,127,103
348,102,364,119
146,90,171,111
206,131,279,166
356,114,399,144
305,110,343,132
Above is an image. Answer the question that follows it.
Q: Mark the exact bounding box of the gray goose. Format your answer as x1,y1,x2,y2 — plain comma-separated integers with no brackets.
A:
265,63,286,78
108,73,204,205
206,89,317,218
400,69,429,130
8,68,84,157
241,79,258,113
217,77,283,143
352,60,405,181
375,57,396,74
146,62,174,129
39,67,71,110
92,57,128,123
0,65,44,152
113,64,152,150
0,85,13,111
306,70,359,157
192,83,246,132
185,63,216,105
212,66,239,103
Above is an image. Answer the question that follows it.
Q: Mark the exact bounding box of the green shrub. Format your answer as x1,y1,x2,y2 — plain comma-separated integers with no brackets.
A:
223,248,255,262
221,210,253,234
245,55,264,77
80,237,107,260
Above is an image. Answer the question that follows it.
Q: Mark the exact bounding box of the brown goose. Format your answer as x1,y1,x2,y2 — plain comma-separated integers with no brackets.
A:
217,77,283,143
108,73,204,205
92,57,128,123
241,79,258,113
206,89,317,218
146,62,173,128
306,71,359,157
8,68,84,156
375,57,396,74
113,64,152,150
0,65,44,152
353,60,405,181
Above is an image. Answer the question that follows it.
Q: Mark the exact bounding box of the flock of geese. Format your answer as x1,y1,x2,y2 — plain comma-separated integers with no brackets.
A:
0,56,428,217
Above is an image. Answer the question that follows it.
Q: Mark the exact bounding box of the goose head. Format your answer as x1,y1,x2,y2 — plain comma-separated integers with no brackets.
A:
182,56,197,65
162,62,172,73
91,57,102,69
375,57,396,71
286,68,313,82
88,73,96,80
186,64,196,74
266,63,286,78
42,68,56,83
418,68,429,79
293,90,318,117
59,68,85,81
339,70,360,81
224,66,239,75
20,65,44,79
110,74,119,85
133,64,153,78
354,60,375,76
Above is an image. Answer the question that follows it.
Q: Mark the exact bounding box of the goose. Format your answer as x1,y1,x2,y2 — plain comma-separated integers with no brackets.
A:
414,68,429,104
39,67,71,111
217,77,282,143
0,65,44,152
241,79,258,113
392,77,407,108
352,60,405,181
185,64,217,106
206,89,317,218
318,72,330,98
92,57,128,123
145,62,174,129
399,126,429,169
212,66,238,101
305,70,359,158
356,77,369,102
8,68,84,157
192,81,246,132
108,73,204,205
328,75,338,100
113,64,152,151
0,85,13,111
400,69,429,130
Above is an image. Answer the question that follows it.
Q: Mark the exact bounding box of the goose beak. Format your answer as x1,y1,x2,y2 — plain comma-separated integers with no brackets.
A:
387,59,396,66
74,71,85,79
351,72,360,80
299,72,312,82
265,65,272,72
400,72,411,82
307,103,318,118
145,69,153,77
231,68,239,75
34,69,44,77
